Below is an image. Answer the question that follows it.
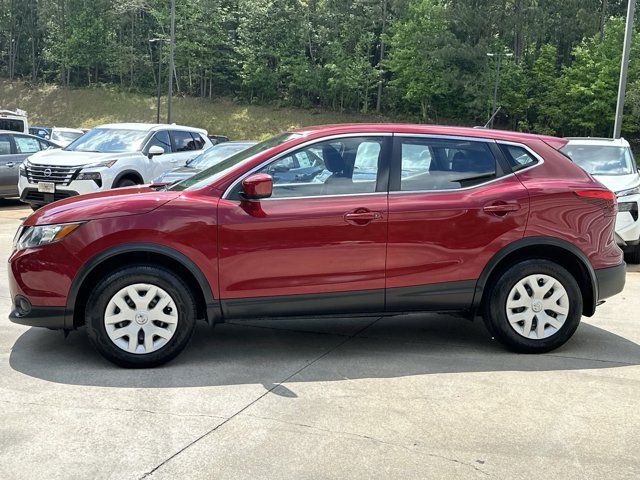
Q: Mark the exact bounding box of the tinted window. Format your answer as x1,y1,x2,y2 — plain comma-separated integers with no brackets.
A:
172,131,198,152
0,118,25,132
14,135,42,153
0,134,11,155
147,131,171,154
254,136,384,198
190,133,205,150
399,138,496,191
500,144,538,171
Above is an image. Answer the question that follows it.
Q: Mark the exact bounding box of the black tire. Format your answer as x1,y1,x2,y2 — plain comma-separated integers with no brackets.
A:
482,259,583,353
624,245,640,264
114,177,138,188
85,265,197,368
30,204,41,211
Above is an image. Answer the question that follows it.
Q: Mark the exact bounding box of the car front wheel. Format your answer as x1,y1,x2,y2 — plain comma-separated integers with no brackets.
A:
85,265,196,368
483,259,583,353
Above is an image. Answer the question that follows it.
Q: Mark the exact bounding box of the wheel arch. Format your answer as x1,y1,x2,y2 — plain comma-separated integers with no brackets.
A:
65,243,220,329
112,169,144,187
473,236,598,317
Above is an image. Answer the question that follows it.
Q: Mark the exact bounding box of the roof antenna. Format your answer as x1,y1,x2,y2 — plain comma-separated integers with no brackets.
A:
484,106,501,128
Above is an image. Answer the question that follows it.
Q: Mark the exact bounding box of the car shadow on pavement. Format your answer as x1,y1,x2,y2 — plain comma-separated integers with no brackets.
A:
9,313,640,389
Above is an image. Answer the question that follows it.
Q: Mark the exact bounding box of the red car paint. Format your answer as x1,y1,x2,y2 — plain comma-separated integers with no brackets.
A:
9,124,623,329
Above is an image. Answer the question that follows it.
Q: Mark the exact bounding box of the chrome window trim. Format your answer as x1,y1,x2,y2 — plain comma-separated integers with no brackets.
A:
222,132,392,200
389,138,545,194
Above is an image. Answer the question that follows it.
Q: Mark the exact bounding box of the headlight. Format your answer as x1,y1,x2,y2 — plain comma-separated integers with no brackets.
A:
616,185,640,198
76,171,102,181
84,160,117,168
13,222,84,250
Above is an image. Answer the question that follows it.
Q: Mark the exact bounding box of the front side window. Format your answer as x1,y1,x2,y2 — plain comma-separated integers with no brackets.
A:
172,131,198,152
191,133,205,150
253,136,385,199
398,138,496,191
561,144,636,176
14,135,41,153
146,131,172,154
65,128,149,153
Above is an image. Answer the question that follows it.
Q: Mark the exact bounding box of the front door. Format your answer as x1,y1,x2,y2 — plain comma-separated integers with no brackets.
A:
0,134,34,196
217,135,391,318
385,135,530,311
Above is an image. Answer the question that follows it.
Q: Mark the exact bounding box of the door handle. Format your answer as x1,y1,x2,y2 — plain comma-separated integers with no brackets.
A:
483,202,521,216
6,162,14,168
344,208,383,225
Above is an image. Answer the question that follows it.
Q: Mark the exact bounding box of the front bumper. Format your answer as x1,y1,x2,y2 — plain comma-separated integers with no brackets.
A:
595,262,626,302
9,302,67,329
614,194,640,245
18,174,105,206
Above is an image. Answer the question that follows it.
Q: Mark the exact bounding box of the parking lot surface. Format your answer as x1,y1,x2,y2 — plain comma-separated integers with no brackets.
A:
0,199,639,479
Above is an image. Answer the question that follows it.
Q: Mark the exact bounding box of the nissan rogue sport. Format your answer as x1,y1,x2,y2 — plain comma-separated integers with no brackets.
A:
9,124,626,367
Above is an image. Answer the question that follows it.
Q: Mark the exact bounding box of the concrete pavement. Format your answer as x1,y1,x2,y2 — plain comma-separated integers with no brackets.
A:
0,199,638,479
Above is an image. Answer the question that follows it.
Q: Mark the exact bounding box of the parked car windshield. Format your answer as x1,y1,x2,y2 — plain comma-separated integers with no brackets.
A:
52,130,83,143
188,143,256,169
171,133,301,191
64,128,149,153
561,144,636,175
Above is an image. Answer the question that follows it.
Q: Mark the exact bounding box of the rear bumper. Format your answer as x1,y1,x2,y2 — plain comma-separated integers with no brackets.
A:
595,262,626,302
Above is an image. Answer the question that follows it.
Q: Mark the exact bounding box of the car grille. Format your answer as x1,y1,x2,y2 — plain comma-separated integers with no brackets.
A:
21,188,77,205
25,164,81,186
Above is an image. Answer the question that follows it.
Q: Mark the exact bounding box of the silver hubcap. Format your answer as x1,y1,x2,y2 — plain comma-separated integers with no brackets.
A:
104,283,178,354
506,274,569,340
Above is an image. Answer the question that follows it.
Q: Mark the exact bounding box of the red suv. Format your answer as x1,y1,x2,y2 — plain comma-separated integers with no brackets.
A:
9,124,626,367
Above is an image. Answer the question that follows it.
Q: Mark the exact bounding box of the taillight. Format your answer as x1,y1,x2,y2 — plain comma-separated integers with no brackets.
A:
574,189,616,200
574,189,617,216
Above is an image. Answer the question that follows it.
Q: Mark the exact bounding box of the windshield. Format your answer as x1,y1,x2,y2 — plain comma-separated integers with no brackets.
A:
561,144,637,176
171,133,301,191
65,128,149,153
52,130,83,143
189,143,256,169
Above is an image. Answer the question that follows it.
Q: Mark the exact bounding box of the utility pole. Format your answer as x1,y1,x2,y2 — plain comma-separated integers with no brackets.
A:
167,0,175,124
613,0,636,139
487,51,513,128
149,38,164,124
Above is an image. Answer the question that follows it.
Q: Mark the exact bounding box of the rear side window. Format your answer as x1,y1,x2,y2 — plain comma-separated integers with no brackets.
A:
0,118,25,132
172,131,198,152
398,138,496,191
190,133,205,150
14,135,42,153
0,134,11,155
500,144,538,171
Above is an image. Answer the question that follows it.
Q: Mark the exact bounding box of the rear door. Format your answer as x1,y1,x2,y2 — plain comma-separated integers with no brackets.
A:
385,134,530,311
217,135,391,318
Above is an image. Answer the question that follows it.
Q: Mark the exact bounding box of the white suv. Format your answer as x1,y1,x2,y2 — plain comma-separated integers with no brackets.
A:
19,123,211,209
562,137,640,263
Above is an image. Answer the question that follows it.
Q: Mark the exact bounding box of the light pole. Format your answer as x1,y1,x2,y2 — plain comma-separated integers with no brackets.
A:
487,51,513,128
613,0,636,139
149,38,164,124
167,0,175,124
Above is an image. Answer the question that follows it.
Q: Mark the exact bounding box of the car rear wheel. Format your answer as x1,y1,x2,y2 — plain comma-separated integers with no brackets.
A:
482,259,582,353
85,265,196,368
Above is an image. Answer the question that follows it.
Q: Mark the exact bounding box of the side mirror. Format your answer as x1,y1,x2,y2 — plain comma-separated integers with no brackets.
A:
148,145,165,158
241,173,273,200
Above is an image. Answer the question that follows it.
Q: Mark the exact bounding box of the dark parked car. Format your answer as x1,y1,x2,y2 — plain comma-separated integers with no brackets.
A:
9,124,625,367
154,141,257,184
0,131,58,198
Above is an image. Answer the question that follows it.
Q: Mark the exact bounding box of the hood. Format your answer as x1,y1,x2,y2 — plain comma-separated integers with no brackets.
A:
592,173,640,195
27,149,137,167
25,186,181,226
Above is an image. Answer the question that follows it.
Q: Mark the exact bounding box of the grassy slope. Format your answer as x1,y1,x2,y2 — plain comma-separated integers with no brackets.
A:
0,80,391,139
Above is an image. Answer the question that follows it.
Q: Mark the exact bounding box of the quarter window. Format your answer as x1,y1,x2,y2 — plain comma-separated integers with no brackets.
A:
500,144,538,171
251,136,385,199
398,138,496,191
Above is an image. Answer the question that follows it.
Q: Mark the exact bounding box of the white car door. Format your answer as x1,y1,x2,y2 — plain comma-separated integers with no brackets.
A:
144,130,178,180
